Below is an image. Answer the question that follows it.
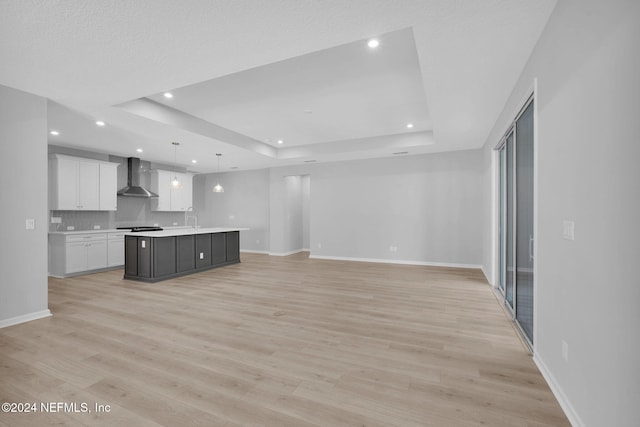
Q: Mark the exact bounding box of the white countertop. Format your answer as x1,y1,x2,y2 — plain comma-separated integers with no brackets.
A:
124,227,249,237
49,226,194,235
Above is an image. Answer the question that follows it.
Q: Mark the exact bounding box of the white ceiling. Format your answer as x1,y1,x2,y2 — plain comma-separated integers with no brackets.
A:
0,0,557,173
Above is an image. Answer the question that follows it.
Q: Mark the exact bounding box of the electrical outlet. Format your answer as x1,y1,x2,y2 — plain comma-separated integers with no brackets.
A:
229,215,235,220
562,340,569,362
172,222,177,226
93,225,101,230
154,223,159,227
67,226,75,231
200,252,204,260
50,216,62,224
256,240,260,245
317,242,322,249
25,219,35,230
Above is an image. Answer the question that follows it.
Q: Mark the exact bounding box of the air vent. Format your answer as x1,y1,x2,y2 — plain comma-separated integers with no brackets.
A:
304,160,317,163
393,151,409,155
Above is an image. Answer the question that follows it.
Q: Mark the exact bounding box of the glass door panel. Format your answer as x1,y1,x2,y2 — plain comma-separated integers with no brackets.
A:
505,131,515,310
515,102,535,344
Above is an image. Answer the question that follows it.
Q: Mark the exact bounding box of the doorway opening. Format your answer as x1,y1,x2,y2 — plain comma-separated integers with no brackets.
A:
282,175,310,256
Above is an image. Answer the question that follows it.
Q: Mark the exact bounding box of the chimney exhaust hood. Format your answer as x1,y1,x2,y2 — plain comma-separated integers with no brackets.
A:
117,157,159,198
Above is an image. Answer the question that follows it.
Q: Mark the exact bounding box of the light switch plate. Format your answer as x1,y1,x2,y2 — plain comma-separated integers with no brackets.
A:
562,220,575,240
200,253,204,259
25,218,35,230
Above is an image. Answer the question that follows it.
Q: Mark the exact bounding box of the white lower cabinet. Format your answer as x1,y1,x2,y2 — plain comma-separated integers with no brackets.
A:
49,233,115,277
107,232,125,267
65,241,90,273
86,240,107,271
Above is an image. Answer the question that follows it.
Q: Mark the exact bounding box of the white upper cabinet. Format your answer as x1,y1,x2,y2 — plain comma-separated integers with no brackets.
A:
77,160,99,210
99,163,118,211
179,172,193,211
50,156,78,210
150,169,193,211
150,169,172,211
49,154,119,211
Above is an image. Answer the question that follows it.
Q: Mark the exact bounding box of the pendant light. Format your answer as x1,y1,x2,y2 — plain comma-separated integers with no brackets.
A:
212,153,224,193
171,142,181,189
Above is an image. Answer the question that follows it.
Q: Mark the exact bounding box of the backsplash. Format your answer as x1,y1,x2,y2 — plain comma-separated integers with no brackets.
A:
50,197,187,232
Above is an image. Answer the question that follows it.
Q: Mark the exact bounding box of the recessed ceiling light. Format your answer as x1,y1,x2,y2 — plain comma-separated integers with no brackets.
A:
95,121,105,126
49,130,59,136
277,140,284,145
191,160,197,164
164,92,173,98
406,123,414,129
136,148,143,153
304,160,317,163
393,151,409,155
367,39,380,48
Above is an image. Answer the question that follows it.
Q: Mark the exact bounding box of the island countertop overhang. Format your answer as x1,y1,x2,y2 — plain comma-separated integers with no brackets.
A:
125,227,249,237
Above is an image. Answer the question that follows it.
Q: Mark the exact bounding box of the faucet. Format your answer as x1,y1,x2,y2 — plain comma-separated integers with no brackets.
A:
185,207,198,229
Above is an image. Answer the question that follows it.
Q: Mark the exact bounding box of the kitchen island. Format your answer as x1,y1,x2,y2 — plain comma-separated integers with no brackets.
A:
124,227,248,282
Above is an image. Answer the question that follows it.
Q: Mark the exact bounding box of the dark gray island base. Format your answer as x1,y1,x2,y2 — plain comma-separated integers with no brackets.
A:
124,228,245,282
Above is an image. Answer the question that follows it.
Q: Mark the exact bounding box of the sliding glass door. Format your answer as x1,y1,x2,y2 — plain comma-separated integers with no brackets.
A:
515,102,534,343
498,97,534,346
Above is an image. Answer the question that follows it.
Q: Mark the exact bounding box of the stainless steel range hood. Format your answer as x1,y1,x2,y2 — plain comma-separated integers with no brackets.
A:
117,157,159,198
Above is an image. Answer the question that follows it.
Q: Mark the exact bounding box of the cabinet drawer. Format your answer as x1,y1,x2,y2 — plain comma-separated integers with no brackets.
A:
66,233,107,243
108,232,126,240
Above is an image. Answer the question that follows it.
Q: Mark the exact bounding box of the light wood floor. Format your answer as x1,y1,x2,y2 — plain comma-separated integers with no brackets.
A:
0,253,569,426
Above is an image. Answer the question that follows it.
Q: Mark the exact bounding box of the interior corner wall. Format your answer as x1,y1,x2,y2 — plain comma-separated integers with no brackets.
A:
0,84,50,326
481,1,640,425
302,175,311,250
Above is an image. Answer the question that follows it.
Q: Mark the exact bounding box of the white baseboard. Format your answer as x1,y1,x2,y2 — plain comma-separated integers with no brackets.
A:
308,254,481,269
533,354,584,427
0,309,52,329
269,249,309,257
240,249,270,254
481,265,493,286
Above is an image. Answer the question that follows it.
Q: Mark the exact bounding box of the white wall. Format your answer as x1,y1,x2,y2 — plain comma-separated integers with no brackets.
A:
0,85,50,327
194,168,270,252
481,1,640,425
197,149,483,267
307,151,483,265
